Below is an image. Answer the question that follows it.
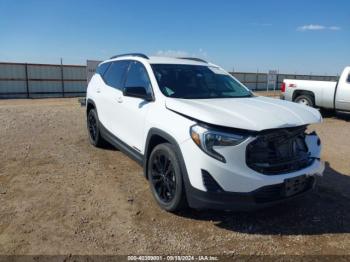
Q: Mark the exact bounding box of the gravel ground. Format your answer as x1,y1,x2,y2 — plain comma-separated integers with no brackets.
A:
0,97,350,256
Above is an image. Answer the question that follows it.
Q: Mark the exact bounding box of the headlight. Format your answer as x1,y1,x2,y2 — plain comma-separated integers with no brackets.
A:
190,124,248,163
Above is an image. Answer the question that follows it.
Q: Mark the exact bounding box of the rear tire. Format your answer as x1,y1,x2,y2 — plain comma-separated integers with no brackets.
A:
87,109,105,147
294,95,314,107
148,143,187,212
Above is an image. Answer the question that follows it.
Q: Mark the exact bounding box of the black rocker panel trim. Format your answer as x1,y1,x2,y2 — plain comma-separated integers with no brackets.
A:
99,123,144,166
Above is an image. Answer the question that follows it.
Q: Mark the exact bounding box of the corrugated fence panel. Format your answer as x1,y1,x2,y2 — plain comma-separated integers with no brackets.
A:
29,80,62,93
62,66,86,97
0,93,27,98
244,83,257,90
30,93,63,98
28,65,61,79
63,92,86,97
0,64,26,79
63,66,86,80
231,73,245,82
0,80,27,96
295,75,312,80
277,75,287,82
244,73,258,82
257,74,267,82
308,76,323,81
0,62,340,97
256,83,268,90
63,81,86,92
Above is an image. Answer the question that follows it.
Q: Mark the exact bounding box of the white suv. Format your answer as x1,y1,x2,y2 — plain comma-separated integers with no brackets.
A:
86,53,324,212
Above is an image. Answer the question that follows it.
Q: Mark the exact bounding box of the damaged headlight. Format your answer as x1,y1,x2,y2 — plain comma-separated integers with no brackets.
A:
190,124,249,163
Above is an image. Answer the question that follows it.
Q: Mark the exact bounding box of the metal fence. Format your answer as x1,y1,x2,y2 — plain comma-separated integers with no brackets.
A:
231,72,339,91
0,62,86,98
0,61,340,98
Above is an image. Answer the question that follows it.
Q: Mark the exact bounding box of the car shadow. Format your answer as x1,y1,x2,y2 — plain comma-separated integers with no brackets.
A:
321,109,350,122
176,162,350,235
100,141,119,151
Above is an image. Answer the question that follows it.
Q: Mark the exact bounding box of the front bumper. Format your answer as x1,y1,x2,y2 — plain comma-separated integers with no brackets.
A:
180,132,323,210
186,174,316,211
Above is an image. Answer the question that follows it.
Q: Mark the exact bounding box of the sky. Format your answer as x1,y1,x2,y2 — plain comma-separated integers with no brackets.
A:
0,0,349,75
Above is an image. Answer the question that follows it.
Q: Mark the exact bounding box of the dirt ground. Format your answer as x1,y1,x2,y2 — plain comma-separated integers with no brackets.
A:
0,96,350,256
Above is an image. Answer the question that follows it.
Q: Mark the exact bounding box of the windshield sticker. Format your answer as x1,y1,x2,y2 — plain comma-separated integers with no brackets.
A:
164,86,175,96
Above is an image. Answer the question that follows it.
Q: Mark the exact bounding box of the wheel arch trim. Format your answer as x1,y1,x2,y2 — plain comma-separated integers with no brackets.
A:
292,90,316,106
143,129,184,177
86,98,97,115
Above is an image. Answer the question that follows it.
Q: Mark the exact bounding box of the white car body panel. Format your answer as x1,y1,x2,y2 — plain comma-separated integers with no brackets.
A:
283,66,350,111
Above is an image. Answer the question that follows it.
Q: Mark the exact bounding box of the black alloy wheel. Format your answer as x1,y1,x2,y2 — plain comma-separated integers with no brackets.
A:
148,143,187,211
87,109,105,147
150,151,176,203
88,112,97,142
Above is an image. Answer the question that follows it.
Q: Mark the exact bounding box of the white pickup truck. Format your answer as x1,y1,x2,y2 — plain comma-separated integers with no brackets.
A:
281,67,350,111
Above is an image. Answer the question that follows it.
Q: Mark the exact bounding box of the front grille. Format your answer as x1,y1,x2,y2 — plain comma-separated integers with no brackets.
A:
246,126,313,175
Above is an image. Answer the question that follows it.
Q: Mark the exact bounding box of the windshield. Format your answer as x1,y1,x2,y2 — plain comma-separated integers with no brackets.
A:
151,64,252,99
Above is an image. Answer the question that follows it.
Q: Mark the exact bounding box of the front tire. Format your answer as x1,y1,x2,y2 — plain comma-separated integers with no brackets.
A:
148,143,187,212
87,109,105,147
295,95,314,107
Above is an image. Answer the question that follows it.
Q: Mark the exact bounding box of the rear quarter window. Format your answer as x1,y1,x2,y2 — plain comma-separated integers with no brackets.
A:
103,61,130,90
96,62,110,76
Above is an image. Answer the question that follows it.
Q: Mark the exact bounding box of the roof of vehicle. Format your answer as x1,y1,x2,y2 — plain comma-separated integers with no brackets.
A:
103,54,218,67
148,56,209,65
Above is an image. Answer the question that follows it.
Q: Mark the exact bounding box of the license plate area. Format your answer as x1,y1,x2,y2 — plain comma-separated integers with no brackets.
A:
284,175,308,197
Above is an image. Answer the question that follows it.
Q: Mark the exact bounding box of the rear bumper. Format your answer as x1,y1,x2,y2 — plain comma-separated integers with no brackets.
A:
186,175,316,211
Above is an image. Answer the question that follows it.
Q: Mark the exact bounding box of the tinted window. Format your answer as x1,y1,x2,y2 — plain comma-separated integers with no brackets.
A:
125,61,152,93
96,62,110,76
104,61,130,89
151,64,252,99
347,74,350,83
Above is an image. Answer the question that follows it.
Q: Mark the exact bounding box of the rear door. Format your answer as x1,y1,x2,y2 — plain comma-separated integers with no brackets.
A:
98,60,130,138
335,70,350,111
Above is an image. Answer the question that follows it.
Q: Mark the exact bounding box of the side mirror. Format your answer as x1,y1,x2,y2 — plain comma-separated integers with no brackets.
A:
123,86,153,101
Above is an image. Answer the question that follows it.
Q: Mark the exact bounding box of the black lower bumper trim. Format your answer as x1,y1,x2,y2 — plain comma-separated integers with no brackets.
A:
186,176,316,211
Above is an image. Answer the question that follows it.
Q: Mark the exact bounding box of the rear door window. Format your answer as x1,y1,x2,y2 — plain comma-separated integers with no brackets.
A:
103,60,130,90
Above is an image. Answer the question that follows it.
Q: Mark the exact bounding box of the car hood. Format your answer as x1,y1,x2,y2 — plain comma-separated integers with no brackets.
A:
165,96,322,131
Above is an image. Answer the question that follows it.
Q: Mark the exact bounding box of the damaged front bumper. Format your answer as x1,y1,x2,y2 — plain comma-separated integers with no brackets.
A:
181,126,324,210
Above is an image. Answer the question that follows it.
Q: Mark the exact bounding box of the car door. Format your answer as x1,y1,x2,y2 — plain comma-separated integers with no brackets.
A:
335,72,350,111
117,61,154,152
98,60,130,138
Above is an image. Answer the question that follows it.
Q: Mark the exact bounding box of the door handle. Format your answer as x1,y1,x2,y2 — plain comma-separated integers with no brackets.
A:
96,88,101,93
117,97,123,103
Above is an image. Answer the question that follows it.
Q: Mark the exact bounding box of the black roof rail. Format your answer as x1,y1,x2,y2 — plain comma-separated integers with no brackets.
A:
178,57,208,63
110,53,149,60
